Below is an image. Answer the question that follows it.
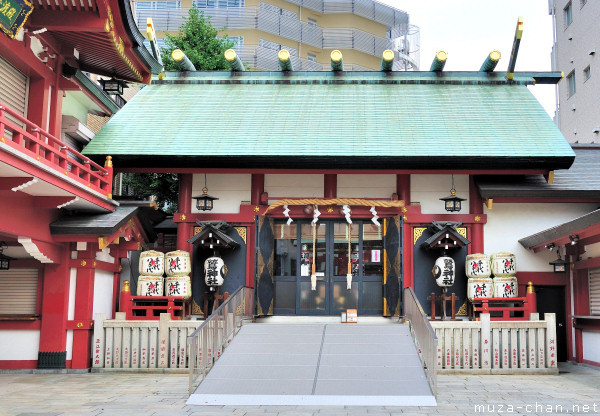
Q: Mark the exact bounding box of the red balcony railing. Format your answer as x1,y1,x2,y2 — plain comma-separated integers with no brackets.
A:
0,102,112,197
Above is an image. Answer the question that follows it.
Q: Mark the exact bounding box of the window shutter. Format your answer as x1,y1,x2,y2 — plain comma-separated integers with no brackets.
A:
0,56,29,130
0,269,39,315
590,268,600,316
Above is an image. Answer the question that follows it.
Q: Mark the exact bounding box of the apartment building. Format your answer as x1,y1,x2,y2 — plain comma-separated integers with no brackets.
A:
133,0,420,71
550,0,600,143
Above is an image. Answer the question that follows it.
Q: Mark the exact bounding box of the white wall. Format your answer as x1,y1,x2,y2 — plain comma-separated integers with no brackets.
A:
192,174,251,214
411,174,469,214
68,267,77,320
66,330,73,360
585,242,600,259
93,270,114,320
337,174,395,198
265,174,324,198
582,330,600,364
0,330,40,360
484,203,598,271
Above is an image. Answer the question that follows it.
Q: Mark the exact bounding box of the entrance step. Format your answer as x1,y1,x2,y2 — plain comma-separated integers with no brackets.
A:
255,316,402,324
187,323,436,407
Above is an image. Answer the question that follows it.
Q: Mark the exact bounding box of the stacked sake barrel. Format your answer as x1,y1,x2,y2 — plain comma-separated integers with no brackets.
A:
490,252,518,298
465,253,493,299
165,250,191,299
137,250,191,299
138,250,165,296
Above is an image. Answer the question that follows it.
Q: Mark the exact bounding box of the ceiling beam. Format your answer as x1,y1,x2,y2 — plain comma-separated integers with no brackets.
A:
28,11,105,32
0,177,35,190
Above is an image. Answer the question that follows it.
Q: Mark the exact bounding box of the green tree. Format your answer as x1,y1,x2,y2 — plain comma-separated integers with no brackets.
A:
160,7,234,70
124,9,235,211
123,173,179,213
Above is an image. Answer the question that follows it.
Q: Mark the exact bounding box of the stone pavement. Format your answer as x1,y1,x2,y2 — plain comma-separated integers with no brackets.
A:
0,362,598,416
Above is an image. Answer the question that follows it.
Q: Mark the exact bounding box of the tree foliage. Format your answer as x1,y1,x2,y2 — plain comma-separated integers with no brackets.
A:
122,173,179,213
160,7,234,70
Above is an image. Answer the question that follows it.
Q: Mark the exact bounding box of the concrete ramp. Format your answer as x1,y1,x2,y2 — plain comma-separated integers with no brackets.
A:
187,323,436,407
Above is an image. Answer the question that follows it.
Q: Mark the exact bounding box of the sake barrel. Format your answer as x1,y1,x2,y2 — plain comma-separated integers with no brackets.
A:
165,275,191,299
465,253,491,278
467,277,493,300
137,275,164,297
139,250,164,276
490,252,517,277
165,250,191,276
493,276,518,298
433,256,455,287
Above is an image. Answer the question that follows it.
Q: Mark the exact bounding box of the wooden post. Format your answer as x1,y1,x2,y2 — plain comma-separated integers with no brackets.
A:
480,313,491,370
158,313,170,368
120,280,132,319
428,293,437,320
92,313,106,368
545,313,558,368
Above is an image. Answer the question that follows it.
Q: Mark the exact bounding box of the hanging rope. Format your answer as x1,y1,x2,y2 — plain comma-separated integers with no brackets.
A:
347,223,352,290
262,198,405,215
311,223,317,290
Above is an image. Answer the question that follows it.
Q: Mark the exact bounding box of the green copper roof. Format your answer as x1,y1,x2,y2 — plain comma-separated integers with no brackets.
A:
83,71,574,170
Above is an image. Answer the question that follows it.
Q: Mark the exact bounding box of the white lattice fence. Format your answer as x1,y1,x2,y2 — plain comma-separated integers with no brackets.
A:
430,313,558,374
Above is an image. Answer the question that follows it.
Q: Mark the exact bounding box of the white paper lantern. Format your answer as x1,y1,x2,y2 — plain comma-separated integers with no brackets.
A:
204,256,226,287
433,256,455,287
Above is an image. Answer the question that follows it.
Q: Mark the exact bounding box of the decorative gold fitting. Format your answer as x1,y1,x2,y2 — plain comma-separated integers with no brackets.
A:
122,280,131,292
253,206,260,212
77,322,83,328
105,155,113,168
527,281,534,294
81,260,87,266
475,215,481,222
180,214,186,221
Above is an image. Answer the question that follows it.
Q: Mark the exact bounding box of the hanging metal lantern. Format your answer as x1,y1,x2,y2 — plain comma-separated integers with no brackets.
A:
0,241,15,270
193,173,219,211
549,249,569,273
440,175,466,212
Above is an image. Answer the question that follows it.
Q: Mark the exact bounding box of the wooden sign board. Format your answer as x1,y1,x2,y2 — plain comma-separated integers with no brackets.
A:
0,0,33,39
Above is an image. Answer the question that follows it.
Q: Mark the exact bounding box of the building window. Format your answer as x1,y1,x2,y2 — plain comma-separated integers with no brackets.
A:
307,53,317,62
584,65,591,82
564,2,572,27
590,268,600,315
307,17,317,26
192,0,244,7
135,1,181,10
567,70,576,97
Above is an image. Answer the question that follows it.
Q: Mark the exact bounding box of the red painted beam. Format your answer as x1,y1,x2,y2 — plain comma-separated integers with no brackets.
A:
0,192,60,244
33,196,77,209
0,177,35,190
71,261,94,369
28,11,106,32
118,167,550,175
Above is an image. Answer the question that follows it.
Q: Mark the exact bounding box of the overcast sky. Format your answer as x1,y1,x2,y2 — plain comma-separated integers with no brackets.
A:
380,0,557,117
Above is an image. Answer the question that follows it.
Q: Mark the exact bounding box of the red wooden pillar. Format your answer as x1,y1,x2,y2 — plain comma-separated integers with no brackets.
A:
251,174,265,205
48,55,64,140
71,247,95,369
324,174,337,199
177,174,193,252
27,77,51,131
469,175,484,253
396,174,410,204
37,246,70,368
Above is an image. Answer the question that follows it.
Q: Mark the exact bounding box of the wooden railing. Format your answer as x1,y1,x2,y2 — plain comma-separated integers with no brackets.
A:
0,103,112,197
430,313,558,374
93,312,200,370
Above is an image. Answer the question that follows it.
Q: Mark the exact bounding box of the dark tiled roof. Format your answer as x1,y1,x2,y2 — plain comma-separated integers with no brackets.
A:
476,146,600,199
519,209,600,249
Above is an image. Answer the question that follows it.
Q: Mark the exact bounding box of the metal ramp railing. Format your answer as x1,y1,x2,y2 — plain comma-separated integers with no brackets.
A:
187,286,254,395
